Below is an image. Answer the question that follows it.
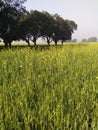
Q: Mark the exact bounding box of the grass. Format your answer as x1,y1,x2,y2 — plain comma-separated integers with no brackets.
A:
0,43,98,129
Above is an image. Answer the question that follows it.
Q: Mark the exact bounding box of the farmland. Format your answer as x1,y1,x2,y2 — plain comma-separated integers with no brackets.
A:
0,43,98,129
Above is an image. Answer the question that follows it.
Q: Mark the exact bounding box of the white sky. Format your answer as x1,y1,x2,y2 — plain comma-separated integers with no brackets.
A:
24,0,98,41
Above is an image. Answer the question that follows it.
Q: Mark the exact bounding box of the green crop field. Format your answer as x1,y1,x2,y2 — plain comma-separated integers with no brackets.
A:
0,43,98,130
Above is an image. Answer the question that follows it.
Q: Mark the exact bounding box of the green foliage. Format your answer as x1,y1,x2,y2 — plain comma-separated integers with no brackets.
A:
0,1,77,47
0,0,27,47
18,10,45,46
0,44,98,129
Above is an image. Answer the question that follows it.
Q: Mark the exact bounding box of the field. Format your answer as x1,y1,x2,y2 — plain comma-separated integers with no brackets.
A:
0,43,98,130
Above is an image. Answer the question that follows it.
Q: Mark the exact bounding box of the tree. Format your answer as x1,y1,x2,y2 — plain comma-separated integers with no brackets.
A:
41,11,55,45
17,12,32,47
81,39,87,42
71,39,77,42
65,20,77,42
27,10,43,46
0,0,26,47
18,10,44,46
19,10,56,46
52,14,65,45
59,20,73,44
52,14,77,45
88,37,97,42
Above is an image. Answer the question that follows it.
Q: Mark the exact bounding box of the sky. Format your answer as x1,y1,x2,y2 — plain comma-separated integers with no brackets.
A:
24,0,98,41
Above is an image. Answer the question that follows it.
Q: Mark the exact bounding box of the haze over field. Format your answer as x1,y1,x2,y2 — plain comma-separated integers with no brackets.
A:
25,0,98,41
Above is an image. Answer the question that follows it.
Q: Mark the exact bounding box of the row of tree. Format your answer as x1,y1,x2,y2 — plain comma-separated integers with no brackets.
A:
68,37,97,42
81,37,97,42
0,0,77,47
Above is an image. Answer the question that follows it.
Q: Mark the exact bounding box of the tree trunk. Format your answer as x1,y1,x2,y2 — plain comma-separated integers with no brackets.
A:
33,37,37,46
61,40,63,45
34,42,36,46
47,41,50,46
25,39,30,47
55,41,57,45
4,42,8,48
8,42,12,48
27,41,30,47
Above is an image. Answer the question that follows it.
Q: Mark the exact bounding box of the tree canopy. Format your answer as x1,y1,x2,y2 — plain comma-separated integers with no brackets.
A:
0,0,27,47
0,0,77,47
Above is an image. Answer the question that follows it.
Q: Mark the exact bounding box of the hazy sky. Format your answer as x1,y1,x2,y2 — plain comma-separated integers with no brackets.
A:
24,0,98,41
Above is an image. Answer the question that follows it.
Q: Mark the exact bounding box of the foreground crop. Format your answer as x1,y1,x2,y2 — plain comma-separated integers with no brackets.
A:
0,44,98,130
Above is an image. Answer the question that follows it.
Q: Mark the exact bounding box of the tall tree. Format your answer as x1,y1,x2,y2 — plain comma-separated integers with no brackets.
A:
18,10,43,46
27,10,43,46
52,14,77,45
52,14,67,45
17,12,31,47
41,11,55,45
0,0,26,47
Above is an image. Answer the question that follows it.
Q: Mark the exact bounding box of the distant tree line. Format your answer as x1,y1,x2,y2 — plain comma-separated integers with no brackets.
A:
0,0,77,47
69,39,77,42
81,37,97,42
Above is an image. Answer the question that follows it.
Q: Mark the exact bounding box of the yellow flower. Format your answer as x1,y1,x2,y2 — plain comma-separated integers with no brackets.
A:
29,63,32,66
12,84,16,88
19,65,23,68
19,102,23,106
